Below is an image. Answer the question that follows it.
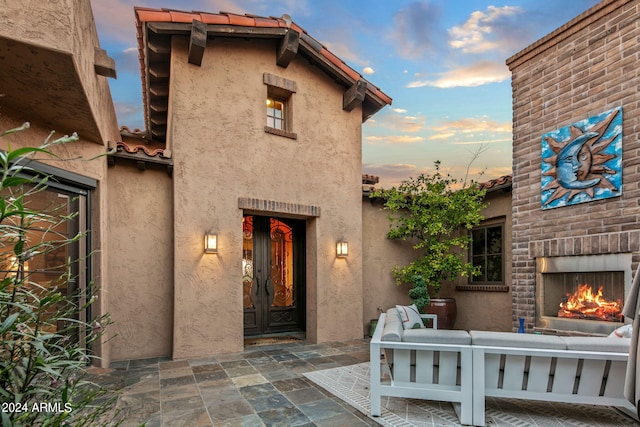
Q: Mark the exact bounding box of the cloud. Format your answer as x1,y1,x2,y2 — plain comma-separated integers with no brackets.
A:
222,0,312,18
112,47,140,73
390,2,446,59
371,111,426,133
365,135,425,145
407,60,510,88
433,117,512,134
449,6,522,54
114,101,144,129
452,137,512,145
323,41,369,67
362,163,422,187
90,0,139,45
429,132,455,141
427,116,511,143
362,67,374,75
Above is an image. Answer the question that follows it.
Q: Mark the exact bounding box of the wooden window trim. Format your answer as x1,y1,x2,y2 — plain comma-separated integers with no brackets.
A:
264,126,297,139
264,73,296,138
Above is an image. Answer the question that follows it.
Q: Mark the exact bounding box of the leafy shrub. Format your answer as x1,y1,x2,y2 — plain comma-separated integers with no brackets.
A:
372,161,486,309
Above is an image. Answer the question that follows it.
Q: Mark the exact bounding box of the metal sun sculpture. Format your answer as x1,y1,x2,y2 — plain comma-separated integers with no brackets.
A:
541,107,622,209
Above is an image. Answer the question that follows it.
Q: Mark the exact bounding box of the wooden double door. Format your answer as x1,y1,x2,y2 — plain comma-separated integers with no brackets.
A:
242,215,306,336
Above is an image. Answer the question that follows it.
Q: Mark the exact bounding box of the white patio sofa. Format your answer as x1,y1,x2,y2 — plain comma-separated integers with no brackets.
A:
370,309,474,425
471,330,636,426
370,310,637,426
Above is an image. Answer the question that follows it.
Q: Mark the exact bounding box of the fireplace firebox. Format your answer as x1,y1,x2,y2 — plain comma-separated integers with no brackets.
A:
535,254,631,335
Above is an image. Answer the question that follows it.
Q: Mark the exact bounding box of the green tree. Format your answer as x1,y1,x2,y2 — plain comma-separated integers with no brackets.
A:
0,123,115,426
372,161,487,309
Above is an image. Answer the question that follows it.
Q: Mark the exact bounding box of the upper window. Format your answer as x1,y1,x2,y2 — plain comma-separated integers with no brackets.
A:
470,224,503,283
263,73,297,139
266,97,286,130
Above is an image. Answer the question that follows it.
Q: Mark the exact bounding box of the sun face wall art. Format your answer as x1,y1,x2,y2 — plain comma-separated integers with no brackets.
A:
541,107,622,210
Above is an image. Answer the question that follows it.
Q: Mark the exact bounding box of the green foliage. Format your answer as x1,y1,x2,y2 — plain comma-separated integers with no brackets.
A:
0,124,115,426
372,161,487,310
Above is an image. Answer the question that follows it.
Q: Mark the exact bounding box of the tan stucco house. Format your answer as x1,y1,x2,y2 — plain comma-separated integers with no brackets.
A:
0,1,517,367
107,7,395,361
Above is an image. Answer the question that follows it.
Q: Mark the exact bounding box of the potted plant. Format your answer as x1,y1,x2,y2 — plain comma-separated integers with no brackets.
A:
372,161,486,328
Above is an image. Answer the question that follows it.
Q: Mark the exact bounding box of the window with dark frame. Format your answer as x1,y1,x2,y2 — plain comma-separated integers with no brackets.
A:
6,160,95,350
471,224,503,283
266,97,285,130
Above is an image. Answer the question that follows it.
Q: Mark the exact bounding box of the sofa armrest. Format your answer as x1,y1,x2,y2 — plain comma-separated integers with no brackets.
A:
420,313,438,329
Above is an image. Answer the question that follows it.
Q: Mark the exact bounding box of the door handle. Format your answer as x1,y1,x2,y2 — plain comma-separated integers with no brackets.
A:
264,277,270,296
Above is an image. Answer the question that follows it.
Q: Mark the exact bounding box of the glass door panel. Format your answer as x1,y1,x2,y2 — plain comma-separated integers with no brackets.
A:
243,215,305,336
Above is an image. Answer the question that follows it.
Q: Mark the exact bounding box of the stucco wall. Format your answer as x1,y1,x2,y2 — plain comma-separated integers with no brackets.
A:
0,0,119,145
362,197,413,331
106,164,174,361
449,189,513,331
363,188,513,332
168,37,364,359
508,0,640,331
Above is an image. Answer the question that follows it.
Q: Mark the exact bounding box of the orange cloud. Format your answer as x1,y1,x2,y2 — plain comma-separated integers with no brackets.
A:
407,60,510,88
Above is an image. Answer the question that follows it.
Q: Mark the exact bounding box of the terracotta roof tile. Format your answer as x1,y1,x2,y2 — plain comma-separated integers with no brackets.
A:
254,16,285,28
477,174,512,191
134,7,392,135
227,14,258,27
362,174,379,185
115,141,168,158
119,125,145,135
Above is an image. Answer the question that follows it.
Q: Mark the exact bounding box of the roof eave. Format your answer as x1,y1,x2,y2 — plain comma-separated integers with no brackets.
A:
135,10,392,140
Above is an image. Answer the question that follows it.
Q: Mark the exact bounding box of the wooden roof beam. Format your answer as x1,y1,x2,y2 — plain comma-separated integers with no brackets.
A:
343,80,366,112
276,29,299,68
188,19,207,66
149,83,169,97
94,47,117,78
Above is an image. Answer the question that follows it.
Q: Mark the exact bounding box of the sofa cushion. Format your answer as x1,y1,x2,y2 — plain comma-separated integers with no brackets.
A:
562,336,630,353
381,309,403,342
470,330,566,350
402,329,471,345
396,304,425,330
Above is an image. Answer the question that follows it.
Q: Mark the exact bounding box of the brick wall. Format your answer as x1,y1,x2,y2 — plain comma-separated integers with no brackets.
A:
507,0,640,331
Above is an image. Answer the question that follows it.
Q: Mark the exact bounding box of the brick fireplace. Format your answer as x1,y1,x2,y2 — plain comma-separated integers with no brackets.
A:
507,0,640,335
535,254,630,335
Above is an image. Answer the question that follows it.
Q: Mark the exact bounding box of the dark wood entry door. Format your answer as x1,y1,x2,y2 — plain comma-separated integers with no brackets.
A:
242,215,305,336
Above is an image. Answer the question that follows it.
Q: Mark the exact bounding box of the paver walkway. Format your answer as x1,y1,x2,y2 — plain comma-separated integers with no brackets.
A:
89,338,377,426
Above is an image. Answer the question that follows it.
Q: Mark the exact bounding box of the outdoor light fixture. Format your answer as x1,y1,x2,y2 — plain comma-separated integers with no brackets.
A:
204,232,218,254
336,240,348,258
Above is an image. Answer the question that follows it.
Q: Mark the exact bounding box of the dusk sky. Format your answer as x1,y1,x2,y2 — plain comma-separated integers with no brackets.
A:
90,0,600,187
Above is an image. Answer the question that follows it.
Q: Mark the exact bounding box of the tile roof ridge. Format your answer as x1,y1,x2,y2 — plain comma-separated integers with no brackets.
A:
477,174,513,191
115,141,168,158
119,125,146,136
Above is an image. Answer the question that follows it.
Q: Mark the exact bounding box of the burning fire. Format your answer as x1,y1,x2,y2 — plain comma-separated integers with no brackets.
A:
558,284,623,321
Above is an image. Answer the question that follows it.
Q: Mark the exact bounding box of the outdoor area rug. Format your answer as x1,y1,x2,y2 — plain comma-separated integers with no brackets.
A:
304,362,640,427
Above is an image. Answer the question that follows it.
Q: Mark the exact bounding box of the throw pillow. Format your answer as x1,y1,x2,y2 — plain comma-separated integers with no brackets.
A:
608,323,632,338
396,304,425,330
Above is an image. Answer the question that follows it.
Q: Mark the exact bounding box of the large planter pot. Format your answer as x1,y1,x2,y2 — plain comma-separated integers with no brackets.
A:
424,298,457,330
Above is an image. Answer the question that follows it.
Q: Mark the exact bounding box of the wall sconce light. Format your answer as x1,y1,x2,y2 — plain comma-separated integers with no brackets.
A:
204,232,218,254
336,240,348,258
